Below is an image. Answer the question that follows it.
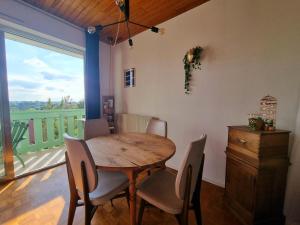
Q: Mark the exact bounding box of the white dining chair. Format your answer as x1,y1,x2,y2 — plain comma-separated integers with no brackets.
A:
137,134,207,225
146,118,167,138
64,134,129,225
145,119,168,175
84,118,110,140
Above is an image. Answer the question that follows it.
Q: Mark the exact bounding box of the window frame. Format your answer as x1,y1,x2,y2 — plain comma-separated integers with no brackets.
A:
0,22,85,181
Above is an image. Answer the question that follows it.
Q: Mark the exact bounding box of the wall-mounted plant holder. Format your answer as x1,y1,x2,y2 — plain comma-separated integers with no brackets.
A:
183,46,203,94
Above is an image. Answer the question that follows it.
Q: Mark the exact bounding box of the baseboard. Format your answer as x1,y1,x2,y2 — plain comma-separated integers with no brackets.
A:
203,176,225,188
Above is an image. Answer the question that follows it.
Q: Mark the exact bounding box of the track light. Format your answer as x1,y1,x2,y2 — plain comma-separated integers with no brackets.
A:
115,0,125,6
87,26,96,34
150,26,159,33
128,38,133,47
115,0,125,13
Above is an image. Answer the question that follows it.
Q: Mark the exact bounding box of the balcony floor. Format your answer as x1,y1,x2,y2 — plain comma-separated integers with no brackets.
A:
0,146,65,177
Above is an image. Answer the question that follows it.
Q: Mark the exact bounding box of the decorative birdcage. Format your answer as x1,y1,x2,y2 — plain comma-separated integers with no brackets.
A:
260,95,277,128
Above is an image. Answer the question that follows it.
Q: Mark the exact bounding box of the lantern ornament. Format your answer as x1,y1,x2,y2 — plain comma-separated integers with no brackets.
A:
260,95,277,129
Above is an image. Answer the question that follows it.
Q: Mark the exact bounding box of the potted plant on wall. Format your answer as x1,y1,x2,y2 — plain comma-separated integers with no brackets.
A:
183,46,203,94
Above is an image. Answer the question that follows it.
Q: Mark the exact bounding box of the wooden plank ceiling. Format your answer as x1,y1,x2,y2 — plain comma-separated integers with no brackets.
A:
21,0,209,44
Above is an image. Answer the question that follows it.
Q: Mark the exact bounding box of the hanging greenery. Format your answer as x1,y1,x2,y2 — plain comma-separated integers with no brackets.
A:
183,46,203,94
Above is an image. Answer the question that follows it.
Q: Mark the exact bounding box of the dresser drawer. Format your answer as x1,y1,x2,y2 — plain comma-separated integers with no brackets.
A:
228,128,260,153
228,127,290,157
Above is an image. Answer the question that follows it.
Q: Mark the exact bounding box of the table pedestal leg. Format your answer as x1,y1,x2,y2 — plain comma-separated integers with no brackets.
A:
128,170,137,225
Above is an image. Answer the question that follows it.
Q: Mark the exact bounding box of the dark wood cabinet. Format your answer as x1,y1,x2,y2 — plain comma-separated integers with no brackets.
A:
225,126,290,225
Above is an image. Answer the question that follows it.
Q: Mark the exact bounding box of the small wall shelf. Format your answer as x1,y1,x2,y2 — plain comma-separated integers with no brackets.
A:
102,96,115,133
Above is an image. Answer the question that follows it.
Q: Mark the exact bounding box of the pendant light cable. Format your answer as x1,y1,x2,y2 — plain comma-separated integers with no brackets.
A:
113,11,122,46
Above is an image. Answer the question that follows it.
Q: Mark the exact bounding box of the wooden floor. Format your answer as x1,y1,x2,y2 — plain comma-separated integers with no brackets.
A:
0,165,242,225
0,147,65,177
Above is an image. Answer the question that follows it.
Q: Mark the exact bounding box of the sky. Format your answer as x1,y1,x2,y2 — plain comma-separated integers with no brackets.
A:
5,38,84,102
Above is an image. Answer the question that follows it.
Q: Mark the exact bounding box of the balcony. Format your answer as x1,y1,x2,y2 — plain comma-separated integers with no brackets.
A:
1,109,85,176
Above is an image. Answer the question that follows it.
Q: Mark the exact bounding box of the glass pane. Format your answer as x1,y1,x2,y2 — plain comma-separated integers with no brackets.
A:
5,34,85,176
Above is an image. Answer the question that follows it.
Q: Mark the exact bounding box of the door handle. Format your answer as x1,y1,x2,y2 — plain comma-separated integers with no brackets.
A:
238,138,247,144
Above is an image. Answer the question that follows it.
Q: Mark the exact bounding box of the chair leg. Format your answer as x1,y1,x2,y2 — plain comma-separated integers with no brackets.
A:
67,194,77,225
91,206,98,220
109,188,130,208
84,203,93,225
175,214,182,225
192,202,202,225
15,152,25,167
125,187,130,208
137,199,146,225
174,213,189,225
180,212,188,225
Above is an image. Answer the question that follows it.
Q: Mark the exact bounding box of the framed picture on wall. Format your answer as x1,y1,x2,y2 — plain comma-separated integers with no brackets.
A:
124,68,135,88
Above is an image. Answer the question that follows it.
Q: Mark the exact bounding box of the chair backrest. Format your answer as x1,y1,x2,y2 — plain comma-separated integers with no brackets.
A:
146,119,167,138
84,118,110,140
11,121,29,150
175,134,207,200
116,113,152,133
64,134,98,193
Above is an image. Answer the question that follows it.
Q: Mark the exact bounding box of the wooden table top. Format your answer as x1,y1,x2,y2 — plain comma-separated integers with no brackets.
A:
86,132,176,170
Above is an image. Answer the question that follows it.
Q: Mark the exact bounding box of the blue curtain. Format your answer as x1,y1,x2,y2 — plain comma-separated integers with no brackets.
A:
84,30,101,119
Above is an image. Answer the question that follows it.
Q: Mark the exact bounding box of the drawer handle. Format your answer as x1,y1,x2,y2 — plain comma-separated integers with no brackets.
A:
238,138,247,144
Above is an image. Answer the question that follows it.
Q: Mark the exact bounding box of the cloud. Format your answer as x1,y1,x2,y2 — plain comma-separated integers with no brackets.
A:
23,57,60,74
42,72,72,81
9,80,41,89
24,57,49,69
8,52,84,101
45,86,56,91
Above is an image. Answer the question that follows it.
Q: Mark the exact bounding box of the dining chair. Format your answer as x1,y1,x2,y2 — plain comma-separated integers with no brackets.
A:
84,118,110,140
137,134,207,225
64,134,129,225
145,119,168,175
146,118,167,138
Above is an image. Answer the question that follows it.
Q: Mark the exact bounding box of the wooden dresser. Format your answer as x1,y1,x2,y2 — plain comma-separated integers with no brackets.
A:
225,126,290,225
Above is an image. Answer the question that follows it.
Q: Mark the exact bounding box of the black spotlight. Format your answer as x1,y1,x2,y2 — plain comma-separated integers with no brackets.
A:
128,38,133,47
150,26,159,33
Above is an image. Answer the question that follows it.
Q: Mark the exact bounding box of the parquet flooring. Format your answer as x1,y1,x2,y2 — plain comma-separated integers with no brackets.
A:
0,165,241,225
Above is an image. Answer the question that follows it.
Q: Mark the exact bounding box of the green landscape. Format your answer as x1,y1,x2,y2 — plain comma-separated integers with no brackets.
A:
9,96,85,154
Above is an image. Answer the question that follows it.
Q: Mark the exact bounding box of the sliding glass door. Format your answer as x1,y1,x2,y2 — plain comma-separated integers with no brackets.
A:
0,120,4,178
0,30,14,180
0,31,6,179
0,30,85,178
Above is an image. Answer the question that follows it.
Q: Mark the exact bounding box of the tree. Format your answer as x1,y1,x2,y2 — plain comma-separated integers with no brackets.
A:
56,96,74,109
63,96,72,109
77,99,84,109
44,98,53,110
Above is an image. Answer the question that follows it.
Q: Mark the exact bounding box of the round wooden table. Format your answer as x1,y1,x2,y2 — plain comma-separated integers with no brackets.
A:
86,132,176,225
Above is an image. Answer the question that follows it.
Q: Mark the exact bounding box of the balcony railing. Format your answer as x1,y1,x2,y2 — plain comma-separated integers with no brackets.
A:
10,109,85,153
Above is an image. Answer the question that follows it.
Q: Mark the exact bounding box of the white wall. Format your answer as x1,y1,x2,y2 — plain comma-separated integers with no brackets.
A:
285,102,300,225
100,42,114,97
112,0,300,191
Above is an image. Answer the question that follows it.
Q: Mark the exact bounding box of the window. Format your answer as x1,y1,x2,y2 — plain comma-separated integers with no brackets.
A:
0,31,85,178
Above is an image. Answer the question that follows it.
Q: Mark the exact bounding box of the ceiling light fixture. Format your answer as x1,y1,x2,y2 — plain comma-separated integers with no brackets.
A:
87,0,161,47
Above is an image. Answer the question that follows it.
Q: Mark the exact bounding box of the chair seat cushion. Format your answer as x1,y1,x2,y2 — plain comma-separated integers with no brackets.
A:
137,170,183,214
78,170,129,205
